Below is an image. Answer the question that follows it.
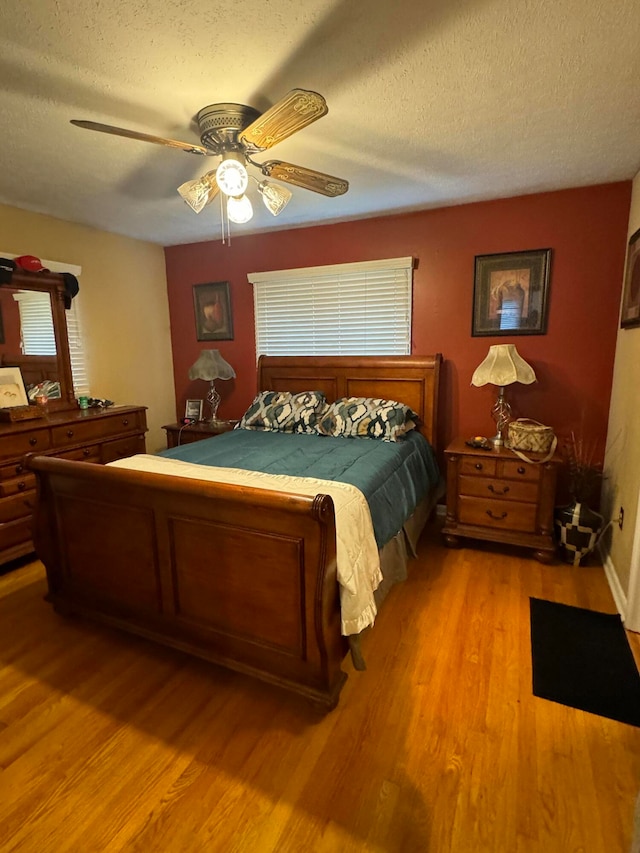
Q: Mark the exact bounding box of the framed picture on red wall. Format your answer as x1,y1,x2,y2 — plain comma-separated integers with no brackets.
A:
193,281,234,341
472,249,551,337
621,227,640,329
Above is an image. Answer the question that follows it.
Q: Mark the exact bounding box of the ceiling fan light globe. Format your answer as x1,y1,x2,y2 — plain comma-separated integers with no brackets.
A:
258,181,292,216
227,194,253,224
177,171,216,213
215,157,249,197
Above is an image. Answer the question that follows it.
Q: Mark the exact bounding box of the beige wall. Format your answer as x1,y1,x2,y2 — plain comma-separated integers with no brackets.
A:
602,170,640,595
0,203,175,451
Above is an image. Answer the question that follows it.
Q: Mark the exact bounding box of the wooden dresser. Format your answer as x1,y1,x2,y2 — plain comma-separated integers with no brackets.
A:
0,405,147,565
442,436,561,563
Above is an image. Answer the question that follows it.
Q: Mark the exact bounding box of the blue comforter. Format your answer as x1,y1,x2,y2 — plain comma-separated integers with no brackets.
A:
160,428,441,548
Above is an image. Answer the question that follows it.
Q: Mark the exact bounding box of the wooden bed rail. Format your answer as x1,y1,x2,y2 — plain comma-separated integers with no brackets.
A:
29,455,348,710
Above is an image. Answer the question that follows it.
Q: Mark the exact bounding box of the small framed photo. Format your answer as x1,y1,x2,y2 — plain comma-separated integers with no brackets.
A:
621,227,640,329
472,249,551,337
184,399,203,422
0,367,28,408
193,281,234,341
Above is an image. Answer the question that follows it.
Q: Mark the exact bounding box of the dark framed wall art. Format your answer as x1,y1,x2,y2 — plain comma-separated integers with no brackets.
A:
193,281,234,341
472,248,551,337
621,227,640,329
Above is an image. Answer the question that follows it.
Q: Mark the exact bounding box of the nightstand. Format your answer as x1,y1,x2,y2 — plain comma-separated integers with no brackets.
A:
442,437,561,563
162,420,237,448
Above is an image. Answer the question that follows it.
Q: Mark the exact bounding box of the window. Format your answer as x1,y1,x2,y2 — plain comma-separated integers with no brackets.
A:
248,257,413,357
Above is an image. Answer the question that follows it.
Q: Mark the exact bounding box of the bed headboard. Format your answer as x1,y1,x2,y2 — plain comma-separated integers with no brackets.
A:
258,354,442,450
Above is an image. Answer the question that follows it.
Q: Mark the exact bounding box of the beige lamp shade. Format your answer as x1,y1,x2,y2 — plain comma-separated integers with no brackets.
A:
471,344,536,387
188,349,236,381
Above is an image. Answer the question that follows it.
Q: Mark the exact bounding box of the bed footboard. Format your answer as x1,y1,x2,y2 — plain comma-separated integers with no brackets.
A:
29,455,348,710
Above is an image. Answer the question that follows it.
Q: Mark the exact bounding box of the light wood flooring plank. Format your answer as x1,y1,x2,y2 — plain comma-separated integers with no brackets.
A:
1,524,639,852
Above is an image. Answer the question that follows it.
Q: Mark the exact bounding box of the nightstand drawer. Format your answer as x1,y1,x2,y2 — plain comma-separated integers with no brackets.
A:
460,457,497,477
459,475,538,503
458,495,538,533
497,459,541,482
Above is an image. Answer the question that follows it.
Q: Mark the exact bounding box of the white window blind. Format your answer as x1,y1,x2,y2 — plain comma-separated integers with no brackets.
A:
65,300,89,395
248,257,413,357
13,291,56,354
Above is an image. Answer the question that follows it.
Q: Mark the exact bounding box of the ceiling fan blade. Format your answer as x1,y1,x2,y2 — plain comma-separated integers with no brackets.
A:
259,160,349,197
240,89,328,151
70,120,210,155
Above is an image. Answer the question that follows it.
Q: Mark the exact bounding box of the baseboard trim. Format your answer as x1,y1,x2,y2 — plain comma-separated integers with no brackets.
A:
599,542,628,620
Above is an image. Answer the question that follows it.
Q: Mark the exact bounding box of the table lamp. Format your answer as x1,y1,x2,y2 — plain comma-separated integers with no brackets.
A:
471,344,536,446
188,349,236,424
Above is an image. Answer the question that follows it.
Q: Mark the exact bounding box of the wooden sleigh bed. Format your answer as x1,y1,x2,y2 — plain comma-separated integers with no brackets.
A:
29,354,442,710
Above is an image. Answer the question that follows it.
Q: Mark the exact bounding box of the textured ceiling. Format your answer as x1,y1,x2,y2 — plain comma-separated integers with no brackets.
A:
0,0,639,246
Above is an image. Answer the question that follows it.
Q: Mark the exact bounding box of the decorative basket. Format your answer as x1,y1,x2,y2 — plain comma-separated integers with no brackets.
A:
507,418,557,463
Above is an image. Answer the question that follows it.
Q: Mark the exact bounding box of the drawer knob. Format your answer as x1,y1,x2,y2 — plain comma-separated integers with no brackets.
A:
475,462,483,471
83,448,91,457
488,484,509,495
517,466,526,475
29,437,37,446
487,509,507,520
122,419,129,426
67,429,74,438
15,464,23,474
18,481,26,491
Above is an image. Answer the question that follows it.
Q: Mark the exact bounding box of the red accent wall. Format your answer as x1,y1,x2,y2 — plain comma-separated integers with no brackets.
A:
164,182,631,464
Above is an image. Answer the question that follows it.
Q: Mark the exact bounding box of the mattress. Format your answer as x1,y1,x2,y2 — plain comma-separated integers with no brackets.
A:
160,428,441,548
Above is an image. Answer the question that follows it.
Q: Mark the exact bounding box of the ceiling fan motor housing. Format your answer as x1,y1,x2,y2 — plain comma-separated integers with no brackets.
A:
196,103,261,153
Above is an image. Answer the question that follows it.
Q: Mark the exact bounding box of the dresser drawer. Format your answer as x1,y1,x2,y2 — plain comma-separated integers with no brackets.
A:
0,475,36,498
497,459,541,482
0,516,33,551
459,457,497,477
459,475,539,503
57,445,102,463
0,430,51,460
458,495,538,533
0,459,31,481
0,491,36,523
100,435,146,463
51,411,145,448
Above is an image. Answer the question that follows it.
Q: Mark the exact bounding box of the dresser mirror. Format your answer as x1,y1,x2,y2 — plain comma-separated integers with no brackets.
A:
0,270,77,413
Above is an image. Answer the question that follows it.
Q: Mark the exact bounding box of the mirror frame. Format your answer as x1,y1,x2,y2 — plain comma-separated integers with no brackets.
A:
1,269,78,413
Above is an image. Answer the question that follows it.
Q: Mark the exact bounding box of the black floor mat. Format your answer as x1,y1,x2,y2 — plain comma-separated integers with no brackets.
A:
530,597,640,727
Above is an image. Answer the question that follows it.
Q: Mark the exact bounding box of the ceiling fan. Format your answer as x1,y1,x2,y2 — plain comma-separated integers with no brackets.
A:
71,89,349,227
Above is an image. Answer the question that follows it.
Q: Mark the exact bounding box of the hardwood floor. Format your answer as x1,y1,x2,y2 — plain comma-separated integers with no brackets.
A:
1,522,639,852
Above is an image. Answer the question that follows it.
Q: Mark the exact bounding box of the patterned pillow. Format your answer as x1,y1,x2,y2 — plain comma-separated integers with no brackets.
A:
316,396,419,441
236,390,327,434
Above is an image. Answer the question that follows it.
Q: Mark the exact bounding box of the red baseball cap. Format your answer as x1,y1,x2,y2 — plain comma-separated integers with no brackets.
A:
15,255,49,273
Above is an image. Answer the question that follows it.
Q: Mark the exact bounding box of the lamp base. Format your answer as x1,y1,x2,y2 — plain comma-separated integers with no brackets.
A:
491,386,511,447
207,380,222,424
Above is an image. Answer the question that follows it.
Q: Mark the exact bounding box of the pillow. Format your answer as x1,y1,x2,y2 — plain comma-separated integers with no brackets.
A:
236,390,327,434
316,396,419,442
